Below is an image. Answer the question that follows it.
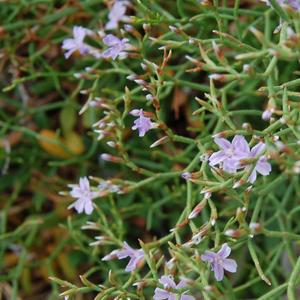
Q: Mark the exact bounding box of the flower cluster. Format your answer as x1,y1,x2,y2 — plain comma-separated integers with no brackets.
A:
56,0,300,299
209,135,272,183
61,0,132,60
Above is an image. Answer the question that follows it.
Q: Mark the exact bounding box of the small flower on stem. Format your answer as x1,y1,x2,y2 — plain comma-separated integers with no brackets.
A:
209,135,250,173
102,242,144,272
130,109,155,137
62,26,92,59
201,243,237,281
153,275,195,300
102,34,130,60
68,177,97,215
105,0,130,30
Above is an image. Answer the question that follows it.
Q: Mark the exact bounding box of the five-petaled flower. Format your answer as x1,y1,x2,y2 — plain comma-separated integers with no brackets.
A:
201,243,237,281
105,0,130,30
153,275,195,300
62,26,92,59
209,135,250,173
68,177,97,215
102,242,144,272
102,34,129,60
130,109,154,137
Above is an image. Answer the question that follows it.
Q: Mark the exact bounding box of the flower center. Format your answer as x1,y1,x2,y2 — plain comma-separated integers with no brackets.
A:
225,147,234,156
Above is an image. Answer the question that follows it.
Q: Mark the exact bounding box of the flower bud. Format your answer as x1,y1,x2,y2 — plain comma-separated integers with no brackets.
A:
100,153,122,163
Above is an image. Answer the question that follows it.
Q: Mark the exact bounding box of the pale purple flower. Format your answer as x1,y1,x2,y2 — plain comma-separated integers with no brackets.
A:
105,1,130,30
154,275,195,300
201,243,237,281
68,177,97,215
102,34,129,60
62,26,92,59
246,142,272,183
209,135,250,173
130,109,154,137
102,242,144,272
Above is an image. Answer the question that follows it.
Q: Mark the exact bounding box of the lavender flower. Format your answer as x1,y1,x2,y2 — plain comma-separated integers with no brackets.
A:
102,242,144,272
102,34,129,60
209,135,250,173
201,243,237,281
68,177,97,215
153,275,195,300
105,0,130,30
246,142,272,183
62,26,92,59
130,109,154,137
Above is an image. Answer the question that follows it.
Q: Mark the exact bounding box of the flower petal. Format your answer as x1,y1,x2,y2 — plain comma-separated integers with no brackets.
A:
251,142,265,157
209,151,226,166
181,295,196,300
153,288,170,300
256,159,272,176
62,39,76,50
73,26,86,42
213,262,224,281
102,47,114,59
159,275,176,289
214,137,231,150
232,135,250,154
80,177,89,190
218,243,231,259
125,257,138,272
103,34,120,46
74,199,84,213
176,279,188,289
248,169,257,183
223,159,238,174
201,251,216,263
84,201,94,215
222,258,237,273
105,19,118,30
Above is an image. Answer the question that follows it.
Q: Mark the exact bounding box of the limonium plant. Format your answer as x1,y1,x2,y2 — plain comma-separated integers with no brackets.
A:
2,0,300,299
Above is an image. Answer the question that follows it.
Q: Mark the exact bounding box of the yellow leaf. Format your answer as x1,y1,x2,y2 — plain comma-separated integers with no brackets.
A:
38,129,84,158
64,131,85,155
